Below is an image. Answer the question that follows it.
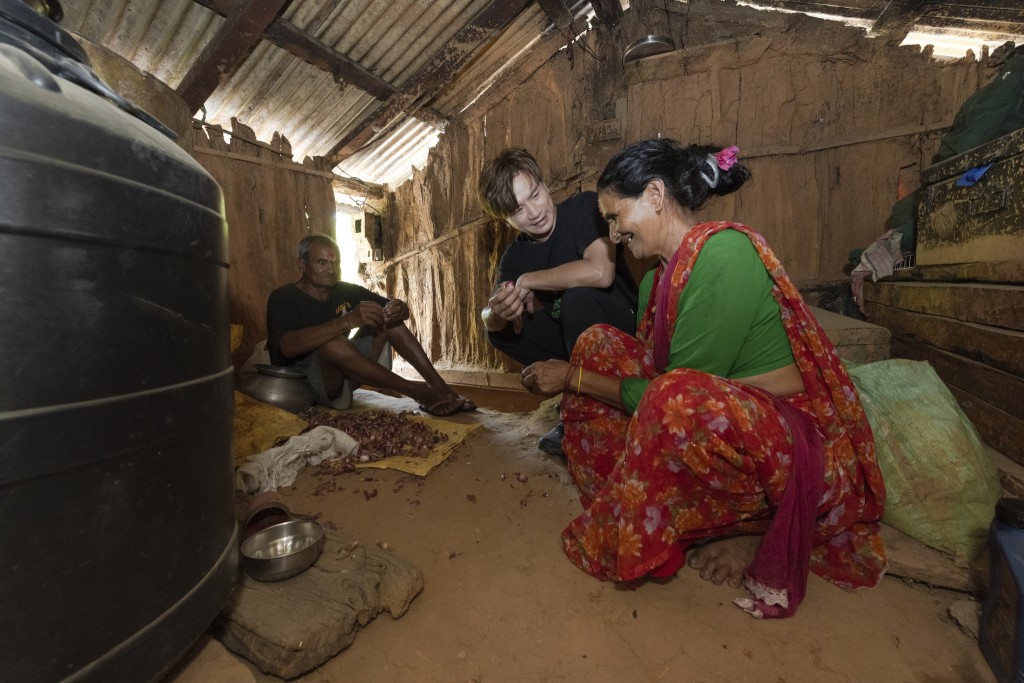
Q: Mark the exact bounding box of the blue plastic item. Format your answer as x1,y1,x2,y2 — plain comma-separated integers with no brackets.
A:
980,498,1024,683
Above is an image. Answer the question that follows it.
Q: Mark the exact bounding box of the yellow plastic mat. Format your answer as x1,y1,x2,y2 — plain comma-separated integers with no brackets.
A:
232,391,309,466
234,395,479,476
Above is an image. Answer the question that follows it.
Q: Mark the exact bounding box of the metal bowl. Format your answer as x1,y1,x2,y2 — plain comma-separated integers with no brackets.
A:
239,519,325,582
623,34,676,63
235,364,316,414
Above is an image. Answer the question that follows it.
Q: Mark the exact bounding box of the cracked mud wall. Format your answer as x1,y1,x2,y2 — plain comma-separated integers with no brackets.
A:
381,2,1000,374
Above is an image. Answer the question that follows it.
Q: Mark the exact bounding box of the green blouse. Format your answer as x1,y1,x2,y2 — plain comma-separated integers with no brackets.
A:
620,229,794,413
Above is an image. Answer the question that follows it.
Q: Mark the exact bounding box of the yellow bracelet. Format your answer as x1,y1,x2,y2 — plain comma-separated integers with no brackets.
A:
576,365,583,397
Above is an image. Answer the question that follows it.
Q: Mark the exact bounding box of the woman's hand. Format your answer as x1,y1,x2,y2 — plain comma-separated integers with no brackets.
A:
521,360,571,396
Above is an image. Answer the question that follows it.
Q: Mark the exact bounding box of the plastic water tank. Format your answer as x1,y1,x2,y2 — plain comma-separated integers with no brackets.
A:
0,2,237,681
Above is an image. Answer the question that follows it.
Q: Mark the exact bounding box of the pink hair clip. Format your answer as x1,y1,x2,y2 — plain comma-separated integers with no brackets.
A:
716,145,739,171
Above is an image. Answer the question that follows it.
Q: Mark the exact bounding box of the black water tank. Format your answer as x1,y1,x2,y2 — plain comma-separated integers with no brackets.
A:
0,2,237,681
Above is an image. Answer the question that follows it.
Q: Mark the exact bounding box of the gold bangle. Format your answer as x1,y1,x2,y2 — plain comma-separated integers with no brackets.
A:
576,365,583,397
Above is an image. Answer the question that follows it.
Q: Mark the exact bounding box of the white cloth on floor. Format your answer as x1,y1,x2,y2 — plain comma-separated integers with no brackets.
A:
235,425,359,494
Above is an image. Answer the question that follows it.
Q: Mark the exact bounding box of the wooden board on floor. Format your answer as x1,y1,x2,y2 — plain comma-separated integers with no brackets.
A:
211,529,423,680
882,260,1024,284
881,524,986,594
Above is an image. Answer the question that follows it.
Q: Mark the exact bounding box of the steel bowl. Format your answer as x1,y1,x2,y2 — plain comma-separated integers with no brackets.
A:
239,519,325,582
235,364,316,414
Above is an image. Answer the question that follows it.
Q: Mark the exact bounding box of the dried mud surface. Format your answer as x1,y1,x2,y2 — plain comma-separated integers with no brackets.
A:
168,390,996,683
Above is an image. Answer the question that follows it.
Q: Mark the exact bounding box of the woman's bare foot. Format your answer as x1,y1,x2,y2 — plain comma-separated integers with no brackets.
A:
686,536,762,588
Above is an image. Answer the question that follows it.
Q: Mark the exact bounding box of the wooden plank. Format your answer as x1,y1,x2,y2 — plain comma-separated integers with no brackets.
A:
863,281,1024,332
892,337,1024,422
190,0,389,100
864,302,1024,376
178,0,290,114
589,0,623,27
535,0,577,37
947,384,1024,468
868,0,925,44
880,524,984,593
192,146,384,198
877,260,1024,285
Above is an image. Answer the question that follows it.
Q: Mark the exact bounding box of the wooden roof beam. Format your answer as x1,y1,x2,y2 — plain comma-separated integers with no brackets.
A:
177,0,290,114
190,0,448,132
325,0,532,168
868,0,927,44
536,0,578,40
589,0,624,28
191,0,392,100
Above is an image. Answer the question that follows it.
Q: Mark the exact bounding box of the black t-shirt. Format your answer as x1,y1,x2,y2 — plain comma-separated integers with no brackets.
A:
497,191,636,311
266,282,387,365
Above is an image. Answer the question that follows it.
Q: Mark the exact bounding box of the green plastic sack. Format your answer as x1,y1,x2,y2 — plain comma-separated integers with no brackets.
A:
848,359,1001,563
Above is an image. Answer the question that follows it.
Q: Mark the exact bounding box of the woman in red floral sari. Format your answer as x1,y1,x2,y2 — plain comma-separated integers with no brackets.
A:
520,139,887,618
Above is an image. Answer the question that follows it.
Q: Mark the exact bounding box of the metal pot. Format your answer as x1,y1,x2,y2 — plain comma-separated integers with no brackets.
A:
236,364,316,414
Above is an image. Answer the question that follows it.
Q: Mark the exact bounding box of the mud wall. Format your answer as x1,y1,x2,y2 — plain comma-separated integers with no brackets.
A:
382,3,998,374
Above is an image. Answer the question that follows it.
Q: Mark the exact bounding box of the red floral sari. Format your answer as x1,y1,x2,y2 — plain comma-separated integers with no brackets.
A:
560,222,887,617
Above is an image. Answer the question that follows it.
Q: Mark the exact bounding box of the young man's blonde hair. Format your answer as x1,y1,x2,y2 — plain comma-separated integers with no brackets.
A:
477,148,543,221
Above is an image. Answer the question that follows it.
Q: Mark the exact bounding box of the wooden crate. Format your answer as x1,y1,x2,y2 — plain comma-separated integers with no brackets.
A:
917,127,1024,265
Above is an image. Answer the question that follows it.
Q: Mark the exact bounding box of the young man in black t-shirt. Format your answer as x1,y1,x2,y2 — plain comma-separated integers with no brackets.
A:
266,235,475,416
478,149,637,456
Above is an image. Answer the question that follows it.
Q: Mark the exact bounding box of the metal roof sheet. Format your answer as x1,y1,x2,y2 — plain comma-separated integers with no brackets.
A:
52,0,1024,188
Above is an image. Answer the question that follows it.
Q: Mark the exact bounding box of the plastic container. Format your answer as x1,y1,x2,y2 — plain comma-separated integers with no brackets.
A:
0,3,237,681
980,498,1024,683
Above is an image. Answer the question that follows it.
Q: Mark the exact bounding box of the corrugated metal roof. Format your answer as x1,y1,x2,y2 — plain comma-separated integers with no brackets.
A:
340,116,441,187
431,0,595,115
59,0,535,185
51,0,1024,188
341,0,599,185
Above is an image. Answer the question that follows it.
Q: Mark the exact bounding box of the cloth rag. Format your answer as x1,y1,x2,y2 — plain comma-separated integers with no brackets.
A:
235,425,359,494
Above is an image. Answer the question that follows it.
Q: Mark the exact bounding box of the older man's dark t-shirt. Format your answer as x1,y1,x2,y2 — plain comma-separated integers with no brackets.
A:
266,282,386,365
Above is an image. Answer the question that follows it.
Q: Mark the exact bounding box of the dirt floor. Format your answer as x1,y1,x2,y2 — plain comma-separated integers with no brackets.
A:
165,389,998,683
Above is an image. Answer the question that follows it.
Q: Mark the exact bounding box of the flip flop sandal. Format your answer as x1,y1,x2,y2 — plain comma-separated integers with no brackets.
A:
418,397,463,417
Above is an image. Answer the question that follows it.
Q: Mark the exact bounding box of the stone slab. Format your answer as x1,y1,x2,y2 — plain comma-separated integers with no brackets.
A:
211,529,423,680
809,305,891,363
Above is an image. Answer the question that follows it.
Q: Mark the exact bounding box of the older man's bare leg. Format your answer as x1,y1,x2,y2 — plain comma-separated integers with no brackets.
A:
318,333,452,410
686,536,762,588
383,324,476,411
